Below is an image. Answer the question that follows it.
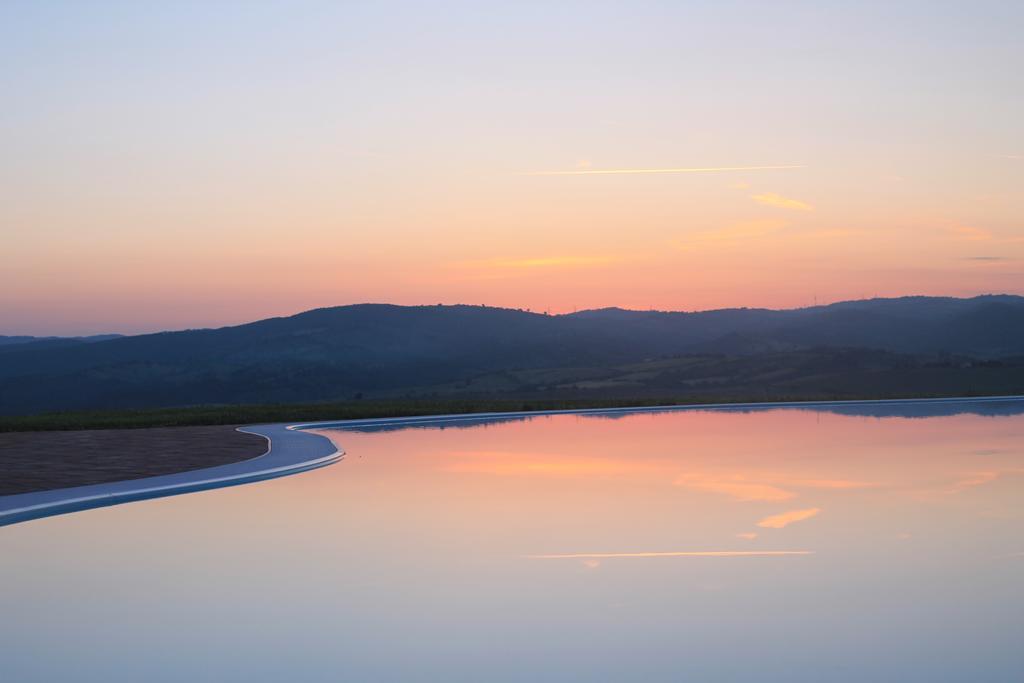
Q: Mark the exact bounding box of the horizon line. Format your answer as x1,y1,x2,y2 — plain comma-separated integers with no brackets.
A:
4,292,1020,338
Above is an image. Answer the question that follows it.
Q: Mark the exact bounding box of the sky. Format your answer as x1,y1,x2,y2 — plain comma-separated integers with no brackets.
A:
1,1,1022,335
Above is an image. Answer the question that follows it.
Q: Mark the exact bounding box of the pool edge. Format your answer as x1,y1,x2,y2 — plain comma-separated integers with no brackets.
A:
3,394,1021,527
0,425,343,527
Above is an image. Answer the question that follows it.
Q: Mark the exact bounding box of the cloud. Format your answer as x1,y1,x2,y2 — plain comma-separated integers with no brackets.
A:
736,532,758,540
751,192,813,211
963,256,1006,261
803,228,860,240
461,255,617,271
756,507,821,529
786,478,877,489
524,165,806,176
947,224,992,241
496,256,614,268
526,550,813,559
673,218,789,251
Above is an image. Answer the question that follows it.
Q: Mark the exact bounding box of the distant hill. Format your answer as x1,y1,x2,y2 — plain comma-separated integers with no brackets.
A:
0,334,122,352
1,296,1023,415
567,295,1024,357
0,336,39,347
0,334,121,345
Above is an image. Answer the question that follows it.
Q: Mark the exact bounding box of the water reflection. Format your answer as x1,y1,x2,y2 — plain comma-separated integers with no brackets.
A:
2,399,1023,681
527,550,814,559
315,403,1024,568
337,397,1024,433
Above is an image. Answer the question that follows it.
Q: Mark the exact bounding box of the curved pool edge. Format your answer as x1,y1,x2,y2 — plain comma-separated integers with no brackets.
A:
3,394,1021,528
0,424,344,528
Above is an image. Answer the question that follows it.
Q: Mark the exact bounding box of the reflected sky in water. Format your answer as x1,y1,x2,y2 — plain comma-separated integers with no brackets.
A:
2,401,1023,681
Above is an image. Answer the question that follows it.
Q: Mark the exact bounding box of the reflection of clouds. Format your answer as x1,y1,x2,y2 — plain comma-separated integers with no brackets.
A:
528,550,813,559
939,468,1024,495
581,559,601,569
991,551,1024,561
674,475,795,502
446,450,880,506
757,507,821,529
949,471,999,492
673,474,875,502
444,451,655,477
909,467,1024,498
433,438,1018,523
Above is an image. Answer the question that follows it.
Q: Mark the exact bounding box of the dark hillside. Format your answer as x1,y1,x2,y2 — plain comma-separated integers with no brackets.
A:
2,296,1023,415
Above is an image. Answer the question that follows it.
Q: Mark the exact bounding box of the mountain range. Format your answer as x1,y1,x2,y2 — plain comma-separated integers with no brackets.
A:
2,295,1023,415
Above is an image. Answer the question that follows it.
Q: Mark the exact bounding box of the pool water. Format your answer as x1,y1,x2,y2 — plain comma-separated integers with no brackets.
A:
2,402,1023,681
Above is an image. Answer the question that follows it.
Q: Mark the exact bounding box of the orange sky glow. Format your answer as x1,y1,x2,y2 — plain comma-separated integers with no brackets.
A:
2,3,1021,334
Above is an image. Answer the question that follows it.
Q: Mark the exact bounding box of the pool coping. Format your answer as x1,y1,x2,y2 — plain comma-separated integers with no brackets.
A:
2,394,1022,527
0,423,343,527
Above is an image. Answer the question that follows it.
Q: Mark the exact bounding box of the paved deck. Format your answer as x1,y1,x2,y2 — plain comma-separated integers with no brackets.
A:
0,425,268,496
0,424,342,527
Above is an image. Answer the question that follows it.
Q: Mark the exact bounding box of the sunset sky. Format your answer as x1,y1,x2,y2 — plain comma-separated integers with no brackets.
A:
2,1,1022,334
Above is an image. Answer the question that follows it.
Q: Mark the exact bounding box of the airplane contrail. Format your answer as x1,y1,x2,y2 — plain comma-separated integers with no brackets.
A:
523,165,806,176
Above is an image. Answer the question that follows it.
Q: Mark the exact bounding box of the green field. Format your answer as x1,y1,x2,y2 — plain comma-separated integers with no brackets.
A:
4,348,1023,432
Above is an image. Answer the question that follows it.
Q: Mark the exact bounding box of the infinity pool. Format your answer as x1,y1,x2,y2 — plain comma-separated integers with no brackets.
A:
3,401,1023,681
